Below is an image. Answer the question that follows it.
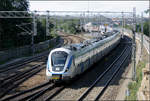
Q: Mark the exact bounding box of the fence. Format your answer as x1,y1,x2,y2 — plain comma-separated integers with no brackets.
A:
0,37,60,63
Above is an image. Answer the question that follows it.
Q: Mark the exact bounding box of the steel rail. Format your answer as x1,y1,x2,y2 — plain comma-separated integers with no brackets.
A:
44,86,65,101
0,38,62,72
0,62,45,87
94,47,131,101
0,65,45,99
1,81,50,101
19,84,55,101
0,53,47,73
77,45,129,101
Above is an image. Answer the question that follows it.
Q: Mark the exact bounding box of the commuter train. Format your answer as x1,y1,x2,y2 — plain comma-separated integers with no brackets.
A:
46,30,121,81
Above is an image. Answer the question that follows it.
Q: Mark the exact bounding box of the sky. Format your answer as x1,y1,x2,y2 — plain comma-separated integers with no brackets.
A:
29,1,149,17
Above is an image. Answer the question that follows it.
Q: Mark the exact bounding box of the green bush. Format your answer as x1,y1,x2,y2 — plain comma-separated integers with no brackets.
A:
126,61,146,100
56,19,81,34
143,22,149,36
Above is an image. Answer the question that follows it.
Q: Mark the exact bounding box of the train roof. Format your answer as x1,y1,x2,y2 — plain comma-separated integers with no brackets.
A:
63,30,120,52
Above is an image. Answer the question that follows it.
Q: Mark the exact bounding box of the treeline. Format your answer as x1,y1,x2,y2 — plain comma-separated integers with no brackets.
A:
0,0,32,50
0,0,56,50
50,18,82,35
0,0,82,50
34,19,54,44
35,18,82,42
125,9,149,37
125,19,149,37
136,21,149,36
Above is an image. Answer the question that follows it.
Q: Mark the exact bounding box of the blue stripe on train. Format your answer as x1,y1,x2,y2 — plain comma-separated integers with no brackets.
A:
47,59,49,69
67,56,73,69
81,62,84,73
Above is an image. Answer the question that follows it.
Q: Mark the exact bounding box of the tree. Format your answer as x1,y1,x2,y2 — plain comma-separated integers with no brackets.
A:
143,9,150,36
0,0,29,11
143,22,149,36
0,0,30,50
145,9,150,14
59,19,81,34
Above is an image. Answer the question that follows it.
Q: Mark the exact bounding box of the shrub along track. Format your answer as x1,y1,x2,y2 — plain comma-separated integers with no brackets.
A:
0,34,84,100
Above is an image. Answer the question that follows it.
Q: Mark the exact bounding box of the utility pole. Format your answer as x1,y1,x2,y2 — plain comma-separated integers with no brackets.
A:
141,12,143,60
100,14,102,33
80,13,83,34
148,1,150,99
132,7,136,81
83,12,85,26
46,11,50,37
32,10,37,55
46,11,50,48
87,0,89,23
122,12,124,38
124,15,126,35
55,14,57,34
83,12,86,32
98,14,101,33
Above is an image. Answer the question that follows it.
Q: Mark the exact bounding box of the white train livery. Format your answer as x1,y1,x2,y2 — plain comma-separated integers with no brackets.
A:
46,30,121,81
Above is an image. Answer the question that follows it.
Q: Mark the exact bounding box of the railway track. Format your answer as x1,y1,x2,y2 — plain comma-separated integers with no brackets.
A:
0,58,47,89
0,36,131,101
0,62,45,86
0,34,83,74
77,44,131,101
61,34,84,44
0,51,48,73
0,34,82,100
0,57,48,99
1,81,51,101
0,36,64,73
32,43,130,101
63,38,69,45
27,84,65,101
67,35,84,43
1,82,65,101
0,64,46,99
63,38,72,45
0,36,67,76
18,83,56,101
62,37,73,45
0,57,46,76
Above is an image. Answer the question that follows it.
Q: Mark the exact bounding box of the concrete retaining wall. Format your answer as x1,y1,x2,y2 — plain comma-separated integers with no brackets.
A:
137,63,150,100
0,37,60,63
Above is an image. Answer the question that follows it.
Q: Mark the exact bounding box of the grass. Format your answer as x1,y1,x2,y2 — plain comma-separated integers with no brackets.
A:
125,61,146,100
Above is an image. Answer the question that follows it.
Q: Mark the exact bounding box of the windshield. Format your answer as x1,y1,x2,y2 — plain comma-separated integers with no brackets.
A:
51,51,68,67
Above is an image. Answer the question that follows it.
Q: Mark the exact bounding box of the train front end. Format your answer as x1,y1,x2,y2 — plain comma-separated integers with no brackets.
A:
46,48,73,82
